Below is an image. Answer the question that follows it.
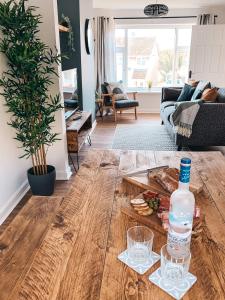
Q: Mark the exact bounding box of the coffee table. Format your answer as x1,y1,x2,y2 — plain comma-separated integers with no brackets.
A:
5,150,225,299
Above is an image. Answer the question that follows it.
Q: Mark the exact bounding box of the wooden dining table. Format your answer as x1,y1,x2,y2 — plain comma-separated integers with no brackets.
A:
1,150,225,300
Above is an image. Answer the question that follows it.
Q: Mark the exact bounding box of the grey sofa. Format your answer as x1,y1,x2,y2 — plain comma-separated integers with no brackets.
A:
160,86,225,150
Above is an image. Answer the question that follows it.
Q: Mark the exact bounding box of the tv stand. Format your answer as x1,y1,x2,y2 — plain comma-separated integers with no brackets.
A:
66,111,92,171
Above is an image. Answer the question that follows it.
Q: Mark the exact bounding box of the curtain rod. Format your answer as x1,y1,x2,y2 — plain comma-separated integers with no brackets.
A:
114,15,218,20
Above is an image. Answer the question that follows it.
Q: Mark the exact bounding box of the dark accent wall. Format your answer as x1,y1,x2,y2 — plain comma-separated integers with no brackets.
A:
57,0,96,120
57,0,83,109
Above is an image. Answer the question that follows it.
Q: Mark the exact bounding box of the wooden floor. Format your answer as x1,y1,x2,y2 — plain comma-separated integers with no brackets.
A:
80,112,160,152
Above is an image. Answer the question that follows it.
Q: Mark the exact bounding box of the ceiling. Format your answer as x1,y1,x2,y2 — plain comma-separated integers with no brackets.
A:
93,0,225,9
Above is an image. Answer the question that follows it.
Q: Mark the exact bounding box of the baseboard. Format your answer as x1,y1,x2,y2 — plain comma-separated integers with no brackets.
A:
0,166,72,225
121,110,160,114
0,179,30,225
56,166,72,180
90,119,97,134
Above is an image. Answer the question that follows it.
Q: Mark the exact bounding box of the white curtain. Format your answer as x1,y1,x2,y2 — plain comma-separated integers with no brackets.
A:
93,17,116,93
197,14,217,25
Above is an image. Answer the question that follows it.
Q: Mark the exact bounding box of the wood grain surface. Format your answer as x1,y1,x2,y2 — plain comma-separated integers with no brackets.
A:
0,150,225,300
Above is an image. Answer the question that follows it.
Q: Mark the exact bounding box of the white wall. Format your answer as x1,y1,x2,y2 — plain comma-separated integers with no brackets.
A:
93,6,225,113
0,0,71,224
79,0,96,120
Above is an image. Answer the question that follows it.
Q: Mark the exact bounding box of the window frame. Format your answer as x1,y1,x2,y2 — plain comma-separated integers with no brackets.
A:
115,24,193,91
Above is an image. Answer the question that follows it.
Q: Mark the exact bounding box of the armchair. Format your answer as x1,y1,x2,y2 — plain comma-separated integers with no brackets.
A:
101,85,139,122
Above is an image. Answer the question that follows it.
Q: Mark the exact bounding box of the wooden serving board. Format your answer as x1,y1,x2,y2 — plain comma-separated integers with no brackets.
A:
121,205,165,235
123,171,203,195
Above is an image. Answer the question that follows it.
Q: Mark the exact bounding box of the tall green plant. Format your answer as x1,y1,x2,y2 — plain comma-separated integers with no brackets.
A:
0,0,63,175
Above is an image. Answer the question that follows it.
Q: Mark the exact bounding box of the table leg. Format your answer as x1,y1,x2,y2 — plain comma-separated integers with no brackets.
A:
87,135,92,146
76,152,79,170
68,153,77,173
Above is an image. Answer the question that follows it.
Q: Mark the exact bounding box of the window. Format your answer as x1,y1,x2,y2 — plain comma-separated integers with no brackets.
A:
115,26,192,90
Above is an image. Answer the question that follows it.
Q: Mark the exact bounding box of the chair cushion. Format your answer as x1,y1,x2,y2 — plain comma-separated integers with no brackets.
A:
177,84,196,102
114,100,139,109
101,83,112,106
191,80,210,101
161,101,176,111
105,82,129,101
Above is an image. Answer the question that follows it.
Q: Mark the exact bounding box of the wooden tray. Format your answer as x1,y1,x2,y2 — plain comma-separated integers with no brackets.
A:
123,170,203,195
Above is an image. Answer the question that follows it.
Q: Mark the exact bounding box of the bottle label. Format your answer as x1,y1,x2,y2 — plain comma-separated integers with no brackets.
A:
167,231,191,255
168,212,193,256
179,163,191,184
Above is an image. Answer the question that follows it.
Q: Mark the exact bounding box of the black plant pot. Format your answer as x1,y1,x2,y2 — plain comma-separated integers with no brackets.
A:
27,165,56,196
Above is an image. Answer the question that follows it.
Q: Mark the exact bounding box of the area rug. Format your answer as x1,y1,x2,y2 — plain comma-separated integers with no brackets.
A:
112,124,177,151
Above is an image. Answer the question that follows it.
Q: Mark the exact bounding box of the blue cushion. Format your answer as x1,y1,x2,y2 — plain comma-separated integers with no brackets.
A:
114,100,139,109
191,80,210,101
177,84,196,102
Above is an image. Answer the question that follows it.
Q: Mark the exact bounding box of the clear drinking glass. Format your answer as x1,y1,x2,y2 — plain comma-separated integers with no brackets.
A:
127,226,154,264
161,244,191,283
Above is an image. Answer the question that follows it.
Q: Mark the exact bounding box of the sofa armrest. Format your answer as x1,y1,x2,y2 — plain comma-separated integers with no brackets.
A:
161,87,182,103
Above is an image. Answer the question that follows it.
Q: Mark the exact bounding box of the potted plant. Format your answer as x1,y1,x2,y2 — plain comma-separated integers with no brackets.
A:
60,14,75,52
147,80,153,90
0,0,63,196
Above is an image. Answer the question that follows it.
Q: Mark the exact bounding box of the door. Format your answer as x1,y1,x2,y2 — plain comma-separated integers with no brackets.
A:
189,25,225,86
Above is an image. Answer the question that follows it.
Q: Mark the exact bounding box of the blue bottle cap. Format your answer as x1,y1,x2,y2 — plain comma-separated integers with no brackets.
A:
181,157,191,165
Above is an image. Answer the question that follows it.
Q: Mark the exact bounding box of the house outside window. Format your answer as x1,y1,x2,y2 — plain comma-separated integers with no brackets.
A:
115,25,192,90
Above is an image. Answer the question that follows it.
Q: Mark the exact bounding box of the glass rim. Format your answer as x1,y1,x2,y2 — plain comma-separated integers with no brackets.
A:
161,244,191,260
127,225,154,239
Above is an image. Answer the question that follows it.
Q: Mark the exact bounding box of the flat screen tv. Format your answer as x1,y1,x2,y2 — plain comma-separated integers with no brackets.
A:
62,68,77,94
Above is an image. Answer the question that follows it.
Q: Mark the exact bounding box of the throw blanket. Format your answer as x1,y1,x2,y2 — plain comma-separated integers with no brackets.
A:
172,100,202,138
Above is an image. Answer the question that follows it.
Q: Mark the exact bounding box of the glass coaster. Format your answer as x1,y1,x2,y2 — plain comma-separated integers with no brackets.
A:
118,249,160,275
149,268,197,300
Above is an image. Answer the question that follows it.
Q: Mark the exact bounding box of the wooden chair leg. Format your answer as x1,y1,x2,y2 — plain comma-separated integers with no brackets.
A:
135,107,137,120
114,110,117,122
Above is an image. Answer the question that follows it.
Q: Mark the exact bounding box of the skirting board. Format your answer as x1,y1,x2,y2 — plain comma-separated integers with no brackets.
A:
124,110,160,114
0,179,30,225
56,167,72,180
91,119,97,134
0,164,72,225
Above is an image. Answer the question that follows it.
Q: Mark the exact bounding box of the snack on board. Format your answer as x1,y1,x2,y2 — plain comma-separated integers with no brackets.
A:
149,167,179,194
130,197,154,216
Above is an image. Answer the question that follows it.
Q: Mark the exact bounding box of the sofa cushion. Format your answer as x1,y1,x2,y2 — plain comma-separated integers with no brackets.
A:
162,87,182,102
191,80,210,101
201,88,218,102
114,100,139,109
177,84,196,102
161,101,176,111
217,88,225,103
163,105,176,122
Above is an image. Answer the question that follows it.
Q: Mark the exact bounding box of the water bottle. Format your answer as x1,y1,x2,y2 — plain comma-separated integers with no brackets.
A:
167,158,195,257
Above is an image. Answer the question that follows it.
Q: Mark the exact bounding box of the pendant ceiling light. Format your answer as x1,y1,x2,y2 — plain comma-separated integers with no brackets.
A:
144,1,169,17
